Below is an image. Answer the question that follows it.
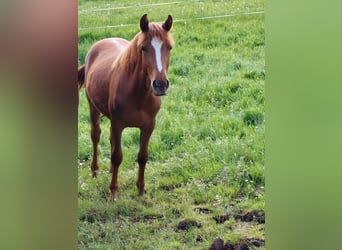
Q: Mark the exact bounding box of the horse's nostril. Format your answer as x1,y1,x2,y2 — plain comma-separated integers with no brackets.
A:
153,80,169,90
153,80,163,88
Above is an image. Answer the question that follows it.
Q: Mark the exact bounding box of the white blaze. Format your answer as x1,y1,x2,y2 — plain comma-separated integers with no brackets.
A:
151,37,163,72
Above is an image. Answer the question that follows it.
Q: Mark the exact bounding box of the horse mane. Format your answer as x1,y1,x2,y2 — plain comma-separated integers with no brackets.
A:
113,23,174,73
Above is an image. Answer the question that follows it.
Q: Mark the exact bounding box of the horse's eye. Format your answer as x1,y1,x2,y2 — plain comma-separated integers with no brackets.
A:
141,46,146,52
169,46,173,50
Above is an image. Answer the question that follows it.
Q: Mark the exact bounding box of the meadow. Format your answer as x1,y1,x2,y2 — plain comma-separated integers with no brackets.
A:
78,0,265,249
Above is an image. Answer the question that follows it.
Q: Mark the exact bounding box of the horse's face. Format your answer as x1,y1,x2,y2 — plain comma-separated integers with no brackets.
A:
139,14,173,96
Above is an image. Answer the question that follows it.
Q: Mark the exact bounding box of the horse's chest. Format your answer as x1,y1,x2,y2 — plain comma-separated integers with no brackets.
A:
113,101,160,128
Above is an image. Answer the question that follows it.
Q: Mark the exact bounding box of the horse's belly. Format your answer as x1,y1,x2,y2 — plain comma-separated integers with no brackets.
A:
85,72,111,117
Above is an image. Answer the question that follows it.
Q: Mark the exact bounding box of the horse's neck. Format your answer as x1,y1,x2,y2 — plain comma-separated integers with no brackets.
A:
115,39,139,72
122,43,150,86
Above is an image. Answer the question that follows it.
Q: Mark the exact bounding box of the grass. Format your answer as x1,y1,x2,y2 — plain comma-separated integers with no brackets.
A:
78,0,265,249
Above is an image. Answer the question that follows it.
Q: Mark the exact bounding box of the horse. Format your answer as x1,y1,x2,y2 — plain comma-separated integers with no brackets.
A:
78,14,174,199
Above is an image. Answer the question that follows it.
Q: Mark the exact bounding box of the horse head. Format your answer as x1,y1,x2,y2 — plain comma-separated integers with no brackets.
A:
138,14,174,96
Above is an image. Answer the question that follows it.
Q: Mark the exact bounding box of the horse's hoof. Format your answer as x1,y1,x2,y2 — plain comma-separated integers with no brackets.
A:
138,189,146,196
109,190,117,201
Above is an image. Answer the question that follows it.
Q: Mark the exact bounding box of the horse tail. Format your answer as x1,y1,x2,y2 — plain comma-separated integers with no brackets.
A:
78,64,86,90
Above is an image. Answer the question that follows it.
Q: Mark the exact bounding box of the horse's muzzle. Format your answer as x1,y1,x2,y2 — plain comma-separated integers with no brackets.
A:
152,79,169,96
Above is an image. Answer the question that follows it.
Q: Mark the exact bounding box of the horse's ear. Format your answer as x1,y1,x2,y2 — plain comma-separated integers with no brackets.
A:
162,15,173,32
140,14,149,32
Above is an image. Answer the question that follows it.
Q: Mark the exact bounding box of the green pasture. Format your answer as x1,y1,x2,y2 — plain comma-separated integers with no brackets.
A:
78,0,265,249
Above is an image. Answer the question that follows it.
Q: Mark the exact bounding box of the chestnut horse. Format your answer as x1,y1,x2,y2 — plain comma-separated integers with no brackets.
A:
78,14,174,199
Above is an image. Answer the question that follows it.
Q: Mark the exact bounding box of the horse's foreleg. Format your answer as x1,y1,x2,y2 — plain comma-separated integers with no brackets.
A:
89,105,101,177
137,123,155,196
109,124,123,200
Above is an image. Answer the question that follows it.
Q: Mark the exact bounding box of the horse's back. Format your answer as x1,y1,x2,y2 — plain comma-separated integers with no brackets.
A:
85,38,128,69
84,38,129,117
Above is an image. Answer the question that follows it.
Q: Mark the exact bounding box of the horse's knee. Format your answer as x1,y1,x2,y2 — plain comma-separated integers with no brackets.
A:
138,157,148,167
111,150,123,167
91,126,101,142
137,151,148,166
136,152,147,196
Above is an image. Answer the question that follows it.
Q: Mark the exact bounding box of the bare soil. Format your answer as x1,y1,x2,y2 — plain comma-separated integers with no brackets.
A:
209,237,265,250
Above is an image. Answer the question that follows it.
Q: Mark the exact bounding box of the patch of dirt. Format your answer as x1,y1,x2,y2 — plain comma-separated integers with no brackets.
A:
194,207,214,214
99,217,107,224
176,219,202,231
142,214,165,220
159,183,182,191
213,214,232,224
171,208,182,217
245,238,265,248
97,228,106,239
209,238,224,250
209,237,265,250
239,210,265,224
213,210,265,224
196,235,204,242
129,214,164,223
80,208,100,223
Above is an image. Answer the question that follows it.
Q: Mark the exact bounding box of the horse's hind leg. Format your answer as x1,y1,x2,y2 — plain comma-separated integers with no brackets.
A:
89,103,101,177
